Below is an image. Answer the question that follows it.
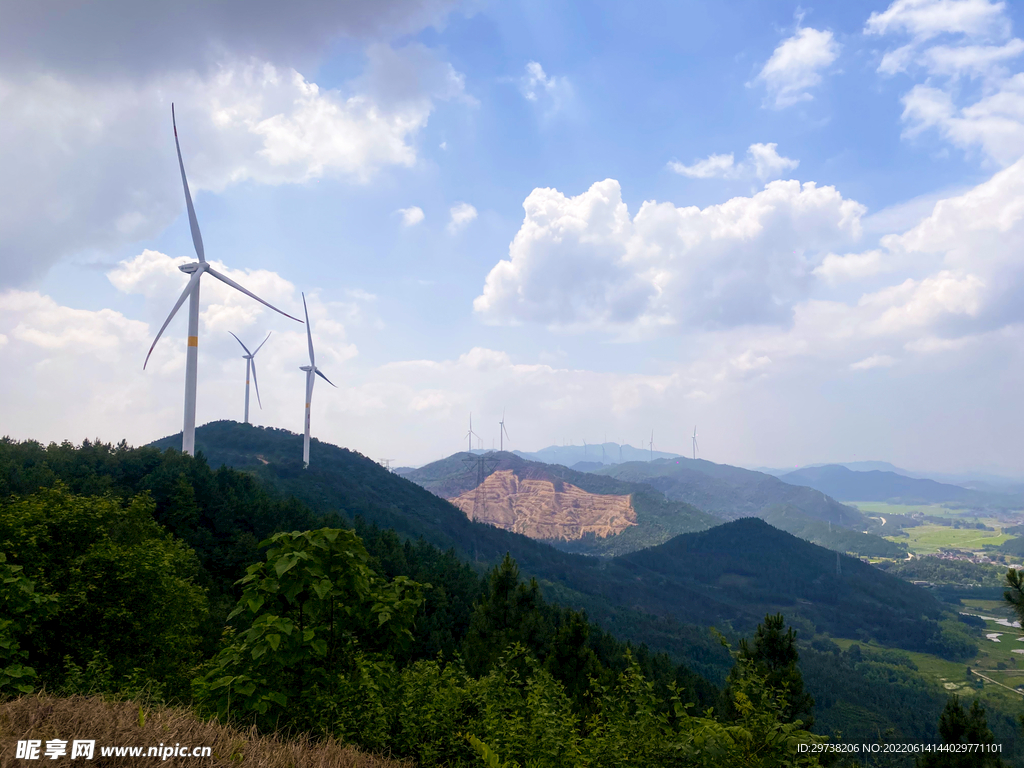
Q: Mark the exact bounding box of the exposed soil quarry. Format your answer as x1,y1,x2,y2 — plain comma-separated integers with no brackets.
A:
450,469,637,540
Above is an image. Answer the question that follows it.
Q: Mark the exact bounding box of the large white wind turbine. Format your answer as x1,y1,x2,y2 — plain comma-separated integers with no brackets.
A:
692,426,699,460
229,332,270,425
145,105,302,455
299,293,337,468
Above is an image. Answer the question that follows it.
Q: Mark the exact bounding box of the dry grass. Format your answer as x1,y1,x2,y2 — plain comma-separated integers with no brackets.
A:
0,694,414,767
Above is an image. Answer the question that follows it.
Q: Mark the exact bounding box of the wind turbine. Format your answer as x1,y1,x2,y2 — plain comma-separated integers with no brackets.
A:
299,293,336,468
499,409,510,451
649,430,654,461
466,414,480,452
144,104,302,456
229,331,270,424
692,426,699,460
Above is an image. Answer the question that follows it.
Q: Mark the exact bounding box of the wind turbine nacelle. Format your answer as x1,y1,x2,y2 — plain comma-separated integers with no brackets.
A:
179,262,203,274
300,365,313,372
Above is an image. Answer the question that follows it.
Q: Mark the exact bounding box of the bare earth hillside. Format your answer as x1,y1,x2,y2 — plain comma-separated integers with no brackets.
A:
450,469,637,540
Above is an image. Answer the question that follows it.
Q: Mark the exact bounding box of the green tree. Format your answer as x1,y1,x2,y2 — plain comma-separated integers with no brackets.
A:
193,527,424,731
463,554,552,675
727,613,815,729
918,695,1003,767
0,485,207,694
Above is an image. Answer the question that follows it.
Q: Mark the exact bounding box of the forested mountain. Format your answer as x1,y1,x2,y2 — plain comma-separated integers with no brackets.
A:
780,464,984,503
398,450,720,555
4,431,1020,759
594,458,865,526
142,423,945,654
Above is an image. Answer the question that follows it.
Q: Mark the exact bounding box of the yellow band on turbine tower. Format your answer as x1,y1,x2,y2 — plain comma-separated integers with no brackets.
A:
187,336,198,347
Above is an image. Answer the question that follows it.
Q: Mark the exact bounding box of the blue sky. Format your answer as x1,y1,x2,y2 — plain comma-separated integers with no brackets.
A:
2,0,1024,473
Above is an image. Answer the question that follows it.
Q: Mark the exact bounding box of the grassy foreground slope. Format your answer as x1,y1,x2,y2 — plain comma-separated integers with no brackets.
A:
0,694,405,767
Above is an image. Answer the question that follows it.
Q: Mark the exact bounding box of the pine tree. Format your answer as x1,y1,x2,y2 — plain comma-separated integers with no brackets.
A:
727,613,815,728
918,695,1002,767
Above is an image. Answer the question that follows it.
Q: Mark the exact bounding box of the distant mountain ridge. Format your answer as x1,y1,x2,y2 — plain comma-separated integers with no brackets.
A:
595,458,866,527
779,464,988,504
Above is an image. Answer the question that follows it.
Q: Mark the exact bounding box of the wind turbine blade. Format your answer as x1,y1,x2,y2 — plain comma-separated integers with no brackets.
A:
171,104,205,263
303,292,315,366
315,369,337,388
228,331,252,356
502,424,510,440
251,358,263,409
253,331,271,356
206,267,303,322
144,268,203,369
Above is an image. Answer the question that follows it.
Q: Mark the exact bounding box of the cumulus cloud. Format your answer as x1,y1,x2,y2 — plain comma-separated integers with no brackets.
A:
474,178,865,334
754,26,841,108
396,206,425,226
866,0,1024,165
0,47,469,287
0,1,472,288
669,143,798,180
447,202,478,233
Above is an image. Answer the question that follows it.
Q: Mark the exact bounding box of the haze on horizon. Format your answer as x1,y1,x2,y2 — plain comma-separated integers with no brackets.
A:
1,0,1023,476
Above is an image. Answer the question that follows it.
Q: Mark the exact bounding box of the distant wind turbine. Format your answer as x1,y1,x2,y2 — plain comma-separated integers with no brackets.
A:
649,430,654,461
299,293,337,468
466,414,480,452
692,426,699,460
144,105,302,456
228,331,270,424
499,409,510,451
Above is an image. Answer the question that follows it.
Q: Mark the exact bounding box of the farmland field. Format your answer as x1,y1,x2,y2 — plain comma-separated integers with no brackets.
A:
884,524,1013,554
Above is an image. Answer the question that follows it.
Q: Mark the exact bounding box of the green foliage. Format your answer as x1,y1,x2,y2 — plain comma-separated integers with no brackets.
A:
0,553,56,694
0,485,207,695
193,528,424,729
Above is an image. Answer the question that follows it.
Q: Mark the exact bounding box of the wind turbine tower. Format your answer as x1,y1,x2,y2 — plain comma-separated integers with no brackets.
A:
299,293,337,468
499,409,510,451
466,414,480,453
692,426,699,460
649,430,654,461
145,105,302,455
229,332,270,424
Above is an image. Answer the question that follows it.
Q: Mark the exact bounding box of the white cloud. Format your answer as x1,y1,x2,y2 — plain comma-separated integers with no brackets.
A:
0,32,469,287
447,202,478,233
747,143,801,179
396,206,425,226
813,250,887,283
475,178,865,334
671,143,800,180
850,353,897,370
867,0,1024,166
865,0,1009,42
519,61,572,112
668,153,736,179
754,27,841,108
